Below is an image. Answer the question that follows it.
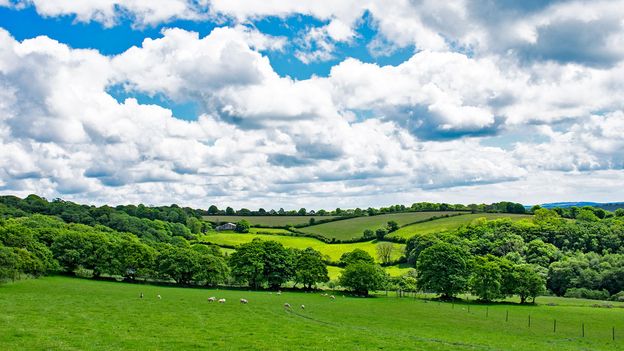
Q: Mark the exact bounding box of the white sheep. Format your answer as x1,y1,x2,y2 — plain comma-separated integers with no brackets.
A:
284,302,291,308
157,294,161,299
300,304,305,310
329,295,335,300
240,298,248,304
208,296,216,302
218,298,226,303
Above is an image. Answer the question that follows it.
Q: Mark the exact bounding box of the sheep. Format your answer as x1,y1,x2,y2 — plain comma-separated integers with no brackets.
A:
329,295,335,300
140,292,144,299
276,290,282,295
240,298,248,304
208,297,216,302
157,294,161,299
300,304,305,310
284,302,291,308
218,298,226,303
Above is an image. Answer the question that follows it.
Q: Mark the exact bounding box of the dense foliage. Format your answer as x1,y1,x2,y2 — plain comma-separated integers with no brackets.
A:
406,208,624,302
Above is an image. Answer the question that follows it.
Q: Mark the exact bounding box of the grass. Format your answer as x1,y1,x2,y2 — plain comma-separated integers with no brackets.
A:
248,227,293,235
1,276,623,350
298,211,465,240
201,232,405,263
389,213,533,239
202,215,335,227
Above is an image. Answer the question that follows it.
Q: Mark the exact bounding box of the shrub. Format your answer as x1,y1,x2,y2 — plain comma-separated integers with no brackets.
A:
564,288,610,300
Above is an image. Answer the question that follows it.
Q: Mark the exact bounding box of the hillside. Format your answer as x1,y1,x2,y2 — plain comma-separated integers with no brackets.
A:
202,215,336,227
297,211,465,240
388,213,532,239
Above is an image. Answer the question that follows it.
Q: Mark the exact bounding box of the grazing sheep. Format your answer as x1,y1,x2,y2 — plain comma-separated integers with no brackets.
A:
329,295,335,300
300,304,305,310
157,294,161,299
218,298,226,303
208,297,216,302
140,292,144,299
284,303,291,308
276,291,282,295
240,298,248,304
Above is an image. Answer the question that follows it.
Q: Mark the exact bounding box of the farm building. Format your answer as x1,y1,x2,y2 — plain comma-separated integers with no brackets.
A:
216,222,236,231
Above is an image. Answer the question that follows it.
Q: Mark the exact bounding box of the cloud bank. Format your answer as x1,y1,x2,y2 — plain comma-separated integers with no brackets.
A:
0,1,623,208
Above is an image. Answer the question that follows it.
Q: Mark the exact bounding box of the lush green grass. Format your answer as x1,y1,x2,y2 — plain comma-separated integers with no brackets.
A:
389,213,533,239
201,232,405,263
203,215,335,227
248,227,294,235
327,265,409,280
1,277,623,350
298,211,465,240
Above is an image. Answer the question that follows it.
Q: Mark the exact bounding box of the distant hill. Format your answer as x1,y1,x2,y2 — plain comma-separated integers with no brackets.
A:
538,202,624,211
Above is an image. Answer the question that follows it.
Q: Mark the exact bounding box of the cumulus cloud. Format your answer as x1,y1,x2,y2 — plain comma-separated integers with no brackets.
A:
1,1,624,207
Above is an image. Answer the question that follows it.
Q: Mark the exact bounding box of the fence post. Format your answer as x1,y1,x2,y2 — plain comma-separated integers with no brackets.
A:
553,320,556,333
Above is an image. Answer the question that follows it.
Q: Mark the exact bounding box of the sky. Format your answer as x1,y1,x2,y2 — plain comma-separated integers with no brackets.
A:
0,0,624,210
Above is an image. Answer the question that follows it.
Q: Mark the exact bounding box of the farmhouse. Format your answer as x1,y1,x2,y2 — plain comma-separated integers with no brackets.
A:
216,222,236,231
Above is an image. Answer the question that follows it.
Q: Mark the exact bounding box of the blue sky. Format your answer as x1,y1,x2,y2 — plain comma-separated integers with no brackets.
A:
0,1,623,209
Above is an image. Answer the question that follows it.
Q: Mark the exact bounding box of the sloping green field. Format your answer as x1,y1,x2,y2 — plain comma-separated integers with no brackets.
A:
298,211,465,240
1,277,622,350
202,215,335,227
201,232,404,263
389,213,532,239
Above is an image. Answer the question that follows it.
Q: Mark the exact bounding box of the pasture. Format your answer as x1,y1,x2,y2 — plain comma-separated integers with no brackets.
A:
298,211,465,240
389,213,533,239
201,232,405,263
1,277,623,350
202,215,334,227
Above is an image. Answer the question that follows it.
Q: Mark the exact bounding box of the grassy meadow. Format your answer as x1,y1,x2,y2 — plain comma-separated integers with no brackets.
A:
201,232,405,263
389,213,532,239
298,211,465,240
1,276,623,350
202,215,334,227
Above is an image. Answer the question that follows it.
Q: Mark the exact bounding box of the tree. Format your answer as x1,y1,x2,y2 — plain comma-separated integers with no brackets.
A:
513,264,545,303
375,228,387,240
362,229,374,239
387,221,399,232
376,242,394,264
207,205,219,214
294,248,329,289
157,245,201,285
339,263,387,296
229,239,294,289
470,257,502,301
298,208,307,216
0,245,20,282
186,217,202,234
261,240,294,289
576,209,600,222
229,240,265,288
235,220,250,233
340,249,374,266
417,242,472,299
225,207,235,215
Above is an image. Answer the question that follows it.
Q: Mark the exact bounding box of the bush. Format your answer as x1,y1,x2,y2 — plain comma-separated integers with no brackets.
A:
610,291,624,302
564,288,610,300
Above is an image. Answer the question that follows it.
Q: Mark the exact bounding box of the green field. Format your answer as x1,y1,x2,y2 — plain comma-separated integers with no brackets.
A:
1,277,622,350
298,211,465,240
389,213,533,239
201,232,405,263
248,227,294,235
203,215,335,227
